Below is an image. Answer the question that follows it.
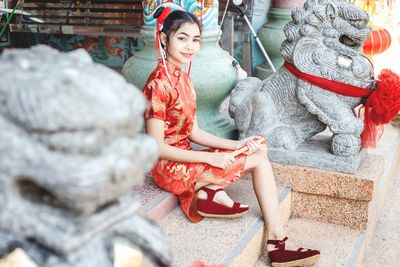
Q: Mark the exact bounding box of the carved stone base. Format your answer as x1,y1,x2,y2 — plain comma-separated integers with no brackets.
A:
272,126,400,229
273,153,384,230
268,131,366,174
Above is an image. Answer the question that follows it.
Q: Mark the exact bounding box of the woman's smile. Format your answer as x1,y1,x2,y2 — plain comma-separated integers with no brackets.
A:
181,53,193,58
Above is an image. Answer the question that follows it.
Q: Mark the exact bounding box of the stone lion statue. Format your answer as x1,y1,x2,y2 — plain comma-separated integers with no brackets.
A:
229,0,373,161
0,46,170,267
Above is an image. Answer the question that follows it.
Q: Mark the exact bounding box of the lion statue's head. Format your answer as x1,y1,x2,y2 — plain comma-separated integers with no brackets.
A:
281,0,374,89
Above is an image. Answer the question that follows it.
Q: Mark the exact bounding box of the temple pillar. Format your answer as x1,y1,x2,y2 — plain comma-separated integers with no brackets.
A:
255,0,305,79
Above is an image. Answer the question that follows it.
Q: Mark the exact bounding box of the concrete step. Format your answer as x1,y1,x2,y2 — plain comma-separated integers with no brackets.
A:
343,126,400,266
362,163,400,267
157,178,292,267
256,218,362,267
256,126,400,267
132,173,178,222
257,170,400,267
133,125,400,266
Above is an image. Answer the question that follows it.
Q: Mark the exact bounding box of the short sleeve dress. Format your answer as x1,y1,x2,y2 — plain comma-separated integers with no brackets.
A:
143,60,247,222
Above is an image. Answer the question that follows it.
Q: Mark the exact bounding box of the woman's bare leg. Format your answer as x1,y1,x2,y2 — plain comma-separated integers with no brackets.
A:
195,182,210,191
243,145,286,251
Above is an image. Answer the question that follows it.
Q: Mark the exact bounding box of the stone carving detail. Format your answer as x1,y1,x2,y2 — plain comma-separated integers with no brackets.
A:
0,45,169,267
143,0,218,28
391,114,400,128
230,0,374,171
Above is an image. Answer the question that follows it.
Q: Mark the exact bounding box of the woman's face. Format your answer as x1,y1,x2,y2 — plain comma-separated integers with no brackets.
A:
163,22,201,66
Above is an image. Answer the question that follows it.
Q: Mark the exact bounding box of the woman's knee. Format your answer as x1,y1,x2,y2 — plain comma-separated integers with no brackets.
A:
255,149,269,162
245,151,269,170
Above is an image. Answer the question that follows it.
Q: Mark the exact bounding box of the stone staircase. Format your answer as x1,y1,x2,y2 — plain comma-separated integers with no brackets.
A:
134,125,400,267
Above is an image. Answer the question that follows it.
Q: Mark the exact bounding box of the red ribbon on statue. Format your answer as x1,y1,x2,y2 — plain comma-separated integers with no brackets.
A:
284,62,400,148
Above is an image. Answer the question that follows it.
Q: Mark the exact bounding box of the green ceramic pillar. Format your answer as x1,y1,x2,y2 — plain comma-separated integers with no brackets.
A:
122,2,238,138
255,0,305,79
122,26,158,89
190,26,237,137
122,26,157,89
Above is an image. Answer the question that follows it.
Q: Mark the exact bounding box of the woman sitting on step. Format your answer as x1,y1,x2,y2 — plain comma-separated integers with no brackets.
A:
143,7,320,267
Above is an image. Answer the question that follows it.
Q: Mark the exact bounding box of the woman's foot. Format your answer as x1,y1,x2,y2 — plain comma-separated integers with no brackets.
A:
266,236,320,267
197,185,248,209
196,185,249,218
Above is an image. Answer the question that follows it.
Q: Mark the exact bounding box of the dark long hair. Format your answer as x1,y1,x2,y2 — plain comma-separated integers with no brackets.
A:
154,8,201,48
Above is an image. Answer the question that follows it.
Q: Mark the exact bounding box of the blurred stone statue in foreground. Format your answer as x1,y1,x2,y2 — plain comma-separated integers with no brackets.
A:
0,45,170,267
229,0,374,173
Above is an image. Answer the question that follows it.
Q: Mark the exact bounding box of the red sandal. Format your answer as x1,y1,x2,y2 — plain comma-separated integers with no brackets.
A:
267,237,320,267
196,187,249,218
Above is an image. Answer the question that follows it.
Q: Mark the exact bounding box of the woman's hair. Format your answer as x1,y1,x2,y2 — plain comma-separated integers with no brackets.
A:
154,8,201,48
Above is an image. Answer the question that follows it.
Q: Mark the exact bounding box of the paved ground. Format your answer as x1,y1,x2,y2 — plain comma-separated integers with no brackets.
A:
363,163,400,267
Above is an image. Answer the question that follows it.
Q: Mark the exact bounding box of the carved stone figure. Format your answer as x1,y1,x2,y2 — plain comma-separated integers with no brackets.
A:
392,114,400,128
0,45,170,267
229,0,374,173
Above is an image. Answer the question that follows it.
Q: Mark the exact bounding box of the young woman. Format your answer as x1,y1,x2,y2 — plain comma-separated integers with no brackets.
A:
143,7,320,266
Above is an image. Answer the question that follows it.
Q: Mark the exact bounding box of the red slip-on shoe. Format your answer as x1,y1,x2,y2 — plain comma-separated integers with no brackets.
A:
196,187,249,218
267,237,320,267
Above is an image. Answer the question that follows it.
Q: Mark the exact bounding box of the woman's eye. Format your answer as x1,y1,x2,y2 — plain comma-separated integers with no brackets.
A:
193,39,200,43
178,37,186,41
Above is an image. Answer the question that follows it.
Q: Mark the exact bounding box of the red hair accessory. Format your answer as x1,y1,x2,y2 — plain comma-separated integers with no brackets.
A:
155,7,172,51
156,7,172,26
154,6,173,83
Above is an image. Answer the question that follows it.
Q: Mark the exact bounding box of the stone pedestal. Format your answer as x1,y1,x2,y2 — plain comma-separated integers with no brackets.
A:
268,130,366,174
273,154,384,230
123,26,238,138
273,125,400,230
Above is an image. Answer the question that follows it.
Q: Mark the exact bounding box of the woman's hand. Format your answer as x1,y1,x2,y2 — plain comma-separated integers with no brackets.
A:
206,152,236,169
235,136,264,155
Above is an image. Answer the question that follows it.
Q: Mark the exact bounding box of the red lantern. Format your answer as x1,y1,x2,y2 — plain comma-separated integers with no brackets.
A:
363,26,392,56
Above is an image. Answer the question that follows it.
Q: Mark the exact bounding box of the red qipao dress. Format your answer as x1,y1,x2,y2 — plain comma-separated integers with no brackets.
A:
143,60,247,222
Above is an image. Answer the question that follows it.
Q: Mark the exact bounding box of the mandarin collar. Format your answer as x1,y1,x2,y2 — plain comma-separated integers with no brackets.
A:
158,59,182,78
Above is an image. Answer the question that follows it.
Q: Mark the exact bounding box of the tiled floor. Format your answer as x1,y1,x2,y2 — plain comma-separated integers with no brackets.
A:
131,173,163,205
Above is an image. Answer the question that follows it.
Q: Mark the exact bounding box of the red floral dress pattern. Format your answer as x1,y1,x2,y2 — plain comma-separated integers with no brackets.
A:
143,60,246,222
